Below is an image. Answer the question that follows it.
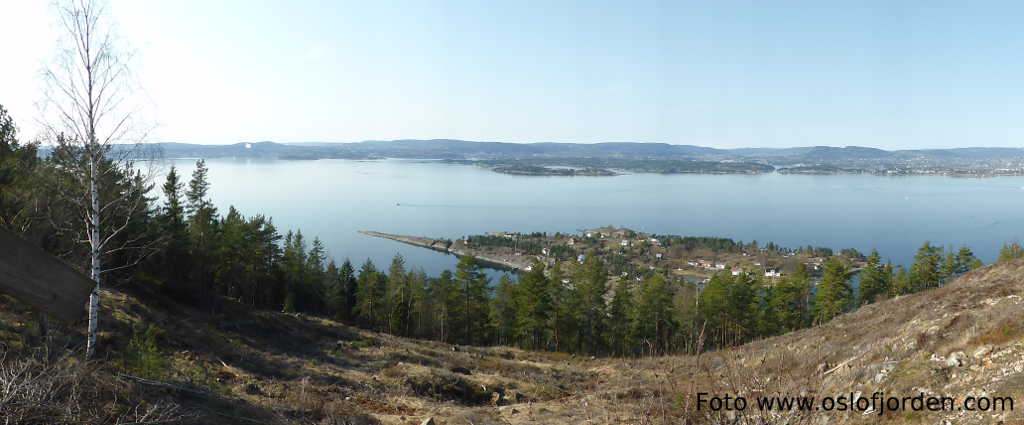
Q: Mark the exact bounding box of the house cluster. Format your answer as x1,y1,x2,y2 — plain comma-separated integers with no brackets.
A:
687,259,784,278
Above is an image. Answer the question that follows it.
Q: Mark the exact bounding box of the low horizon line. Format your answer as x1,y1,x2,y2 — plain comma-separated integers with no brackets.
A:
145,139,1024,151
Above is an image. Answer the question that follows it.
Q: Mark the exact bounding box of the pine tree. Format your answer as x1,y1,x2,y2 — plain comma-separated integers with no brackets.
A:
0,104,39,233
330,259,356,321
768,264,812,333
407,268,430,338
632,273,676,355
515,262,551,350
186,159,219,300
812,256,853,324
606,278,635,356
491,274,519,346
354,259,382,329
858,249,890,305
161,166,186,235
699,272,733,348
385,254,411,336
185,159,213,217
324,260,342,318
429,270,459,343
753,276,778,338
893,266,911,295
454,255,491,345
956,246,983,273
910,242,943,292
153,166,189,294
727,273,757,343
998,242,1024,263
549,263,578,352
573,257,609,354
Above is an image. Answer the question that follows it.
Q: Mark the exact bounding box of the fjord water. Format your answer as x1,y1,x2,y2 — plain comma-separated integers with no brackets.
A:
168,158,1024,278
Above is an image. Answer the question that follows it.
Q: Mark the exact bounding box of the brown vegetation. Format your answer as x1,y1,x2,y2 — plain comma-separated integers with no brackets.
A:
5,260,1024,424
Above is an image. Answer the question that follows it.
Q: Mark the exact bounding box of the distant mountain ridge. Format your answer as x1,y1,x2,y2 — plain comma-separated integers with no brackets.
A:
53,139,1021,175
140,139,1024,162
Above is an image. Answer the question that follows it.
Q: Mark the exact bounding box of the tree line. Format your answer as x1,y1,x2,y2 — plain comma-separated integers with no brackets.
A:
0,104,1015,357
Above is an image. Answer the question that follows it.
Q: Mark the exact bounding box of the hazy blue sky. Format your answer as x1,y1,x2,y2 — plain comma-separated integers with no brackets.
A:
2,1,1023,148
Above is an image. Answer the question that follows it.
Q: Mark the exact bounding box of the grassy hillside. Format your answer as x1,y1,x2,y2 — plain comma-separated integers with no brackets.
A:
3,260,1024,424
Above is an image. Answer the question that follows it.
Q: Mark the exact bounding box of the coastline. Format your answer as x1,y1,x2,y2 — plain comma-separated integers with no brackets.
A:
358,231,531,272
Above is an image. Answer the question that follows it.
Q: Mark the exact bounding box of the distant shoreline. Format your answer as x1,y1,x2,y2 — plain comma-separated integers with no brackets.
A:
114,139,1024,178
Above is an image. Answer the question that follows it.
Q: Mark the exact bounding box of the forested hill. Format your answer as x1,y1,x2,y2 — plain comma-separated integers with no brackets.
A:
114,140,1024,163
72,140,1024,176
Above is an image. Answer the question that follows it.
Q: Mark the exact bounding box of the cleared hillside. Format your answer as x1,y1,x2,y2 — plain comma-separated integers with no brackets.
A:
3,260,1024,424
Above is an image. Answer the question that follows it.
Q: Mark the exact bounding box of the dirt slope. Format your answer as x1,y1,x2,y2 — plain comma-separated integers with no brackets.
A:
4,260,1024,424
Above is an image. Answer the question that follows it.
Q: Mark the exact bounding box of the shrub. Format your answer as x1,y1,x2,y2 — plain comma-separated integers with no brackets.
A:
117,323,167,380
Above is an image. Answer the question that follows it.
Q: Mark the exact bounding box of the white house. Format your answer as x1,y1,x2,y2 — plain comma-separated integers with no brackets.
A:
577,254,586,264
620,240,630,247
764,268,782,278
715,263,726,270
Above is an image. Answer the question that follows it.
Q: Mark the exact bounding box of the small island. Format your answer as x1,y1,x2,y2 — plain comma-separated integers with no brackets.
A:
490,164,617,176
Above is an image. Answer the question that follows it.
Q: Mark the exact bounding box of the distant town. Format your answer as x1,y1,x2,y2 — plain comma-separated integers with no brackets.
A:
115,140,1024,177
362,226,868,287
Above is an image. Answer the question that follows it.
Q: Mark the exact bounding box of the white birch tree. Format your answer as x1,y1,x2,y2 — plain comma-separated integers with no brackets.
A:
39,0,154,357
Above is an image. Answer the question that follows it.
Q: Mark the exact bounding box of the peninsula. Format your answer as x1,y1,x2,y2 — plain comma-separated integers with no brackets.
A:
361,227,870,283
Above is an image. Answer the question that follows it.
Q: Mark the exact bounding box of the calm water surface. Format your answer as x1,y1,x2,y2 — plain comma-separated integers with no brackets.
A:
165,158,1024,278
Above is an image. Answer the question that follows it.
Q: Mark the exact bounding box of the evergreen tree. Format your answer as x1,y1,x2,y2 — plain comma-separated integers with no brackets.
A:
385,254,412,336
909,242,942,292
858,249,890,305
605,278,635,356
728,273,757,343
185,159,218,299
407,268,430,338
160,166,186,235
699,273,733,348
453,255,491,345
324,260,342,318
185,159,213,217
632,273,676,355
812,256,853,324
955,246,983,273
753,276,778,338
997,242,1024,263
329,259,356,321
549,263,578,352
150,166,189,294
216,206,248,300
516,262,551,350
573,257,609,354
893,266,911,296
354,259,383,329
429,270,459,343
491,274,519,346
0,105,39,233
768,264,812,332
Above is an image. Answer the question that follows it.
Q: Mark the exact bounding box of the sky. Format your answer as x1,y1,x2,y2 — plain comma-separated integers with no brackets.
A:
1,0,1023,149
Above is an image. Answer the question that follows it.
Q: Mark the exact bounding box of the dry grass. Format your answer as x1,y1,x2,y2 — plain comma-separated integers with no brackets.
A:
6,260,1024,424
